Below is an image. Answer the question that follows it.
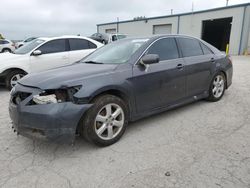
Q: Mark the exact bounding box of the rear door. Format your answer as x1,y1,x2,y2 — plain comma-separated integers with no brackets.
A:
30,39,69,72
68,38,97,63
132,37,186,113
177,37,214,97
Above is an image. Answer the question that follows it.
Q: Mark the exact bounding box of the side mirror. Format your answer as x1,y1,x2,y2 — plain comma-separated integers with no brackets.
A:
32,50,42,56
141,54,160,65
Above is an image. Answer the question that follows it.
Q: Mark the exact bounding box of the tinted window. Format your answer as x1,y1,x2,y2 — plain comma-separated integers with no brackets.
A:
117,35,127,40
0,40,9,44
200,42,213,55
178,38,203,57
69,39,90,51
112,35,117,41
147,38,179,61
88,41,97,49
38,39,66,54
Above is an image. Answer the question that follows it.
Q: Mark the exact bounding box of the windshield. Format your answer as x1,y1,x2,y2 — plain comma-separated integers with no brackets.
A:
14,39,45,54
82,38,148,64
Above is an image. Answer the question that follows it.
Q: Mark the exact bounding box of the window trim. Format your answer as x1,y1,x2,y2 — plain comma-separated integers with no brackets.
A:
134,36,182,66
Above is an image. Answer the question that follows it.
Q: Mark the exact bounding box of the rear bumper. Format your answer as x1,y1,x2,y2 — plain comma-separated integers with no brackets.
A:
9,84,92,143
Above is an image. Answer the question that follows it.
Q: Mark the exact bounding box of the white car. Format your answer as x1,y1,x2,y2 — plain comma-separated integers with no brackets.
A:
0,39,16,53
16,37,37,48
0,36,103,90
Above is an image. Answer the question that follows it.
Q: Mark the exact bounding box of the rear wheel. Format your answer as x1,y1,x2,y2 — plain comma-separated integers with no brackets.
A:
2,48,11,53
207,72,226,102
5,70,26,90
81,95,128,146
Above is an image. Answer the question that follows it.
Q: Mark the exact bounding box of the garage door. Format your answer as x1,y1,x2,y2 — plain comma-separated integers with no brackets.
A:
153,24,172,34
105,28,116,34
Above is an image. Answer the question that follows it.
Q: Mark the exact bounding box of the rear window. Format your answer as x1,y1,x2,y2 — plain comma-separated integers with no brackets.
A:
178,38,203,57
69,39,96,51
200,42,213,55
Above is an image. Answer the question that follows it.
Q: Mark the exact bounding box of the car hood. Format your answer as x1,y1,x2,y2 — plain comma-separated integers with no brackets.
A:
0,52,24,61
19,63,118,89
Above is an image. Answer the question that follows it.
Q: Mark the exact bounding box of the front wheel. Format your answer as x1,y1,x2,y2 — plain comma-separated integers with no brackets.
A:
207,72,226,102
5,70,26,90
81,95,128,146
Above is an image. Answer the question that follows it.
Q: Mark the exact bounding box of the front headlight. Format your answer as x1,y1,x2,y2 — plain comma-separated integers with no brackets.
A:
33,94,58,104
32,86,82,105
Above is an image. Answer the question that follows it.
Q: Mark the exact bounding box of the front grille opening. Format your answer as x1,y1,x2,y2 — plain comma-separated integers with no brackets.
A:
12,92,31,105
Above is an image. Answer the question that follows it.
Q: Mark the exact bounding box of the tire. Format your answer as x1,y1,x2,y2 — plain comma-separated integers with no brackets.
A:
207,72,226,102
2,48,11,53
80,95,128,146
5,70,26,90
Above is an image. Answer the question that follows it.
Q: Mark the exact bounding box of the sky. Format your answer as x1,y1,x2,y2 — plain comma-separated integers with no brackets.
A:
1,0,249,40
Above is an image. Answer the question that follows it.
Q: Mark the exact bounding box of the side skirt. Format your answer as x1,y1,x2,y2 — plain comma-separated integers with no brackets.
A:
130,92,209,122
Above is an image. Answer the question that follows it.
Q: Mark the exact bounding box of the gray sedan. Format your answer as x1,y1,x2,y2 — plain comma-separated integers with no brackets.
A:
9,35,233,146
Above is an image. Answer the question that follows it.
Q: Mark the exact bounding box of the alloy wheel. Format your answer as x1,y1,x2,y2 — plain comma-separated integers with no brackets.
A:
212,75,225,98
10,74,24,88
94,103,124,140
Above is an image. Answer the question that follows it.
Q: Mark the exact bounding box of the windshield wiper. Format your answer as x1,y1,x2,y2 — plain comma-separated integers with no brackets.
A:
83,61,103,64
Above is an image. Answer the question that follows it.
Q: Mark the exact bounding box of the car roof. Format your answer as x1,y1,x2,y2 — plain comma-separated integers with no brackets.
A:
37,35,96,41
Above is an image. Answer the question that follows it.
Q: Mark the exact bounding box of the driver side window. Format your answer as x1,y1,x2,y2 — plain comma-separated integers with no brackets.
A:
147,38,179,61
37,39,66,54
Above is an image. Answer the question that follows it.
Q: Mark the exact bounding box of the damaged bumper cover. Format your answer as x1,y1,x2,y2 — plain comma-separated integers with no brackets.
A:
9,83,92,143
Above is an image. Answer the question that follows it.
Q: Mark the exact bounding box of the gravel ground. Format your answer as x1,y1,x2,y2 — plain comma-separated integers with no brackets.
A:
0,56,250,188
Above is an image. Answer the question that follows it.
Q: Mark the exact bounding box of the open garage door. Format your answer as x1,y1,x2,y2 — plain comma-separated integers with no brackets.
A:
202,17,232,52
153,24,172,35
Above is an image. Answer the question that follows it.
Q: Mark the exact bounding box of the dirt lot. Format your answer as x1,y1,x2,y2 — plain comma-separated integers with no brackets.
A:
0,56,250,188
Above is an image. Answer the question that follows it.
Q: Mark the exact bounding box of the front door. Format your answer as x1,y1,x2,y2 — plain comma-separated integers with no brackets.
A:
132,37,186,114
30,39,69,72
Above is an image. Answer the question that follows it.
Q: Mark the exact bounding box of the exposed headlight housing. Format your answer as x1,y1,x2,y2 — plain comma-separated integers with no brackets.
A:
33,94,57,104
32,86,82,105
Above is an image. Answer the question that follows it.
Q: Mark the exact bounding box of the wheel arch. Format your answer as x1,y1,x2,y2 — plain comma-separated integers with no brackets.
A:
2,68,28,77
75,88,132,137
1,48,12,52
90,88,131,110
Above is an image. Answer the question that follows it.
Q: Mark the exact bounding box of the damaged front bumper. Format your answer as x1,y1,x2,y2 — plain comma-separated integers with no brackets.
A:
9,84,92,143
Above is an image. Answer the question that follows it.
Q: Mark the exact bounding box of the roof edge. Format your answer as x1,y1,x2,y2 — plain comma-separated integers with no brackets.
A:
97,2,250,26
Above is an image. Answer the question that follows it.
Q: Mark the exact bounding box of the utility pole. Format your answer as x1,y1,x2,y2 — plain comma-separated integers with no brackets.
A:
191,2,194,12
116,17,119,33
171,9,173,15
226,0,229,6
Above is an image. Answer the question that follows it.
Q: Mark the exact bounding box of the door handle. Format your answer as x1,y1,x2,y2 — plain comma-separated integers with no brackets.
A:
176,64,184,69
210,57,215,63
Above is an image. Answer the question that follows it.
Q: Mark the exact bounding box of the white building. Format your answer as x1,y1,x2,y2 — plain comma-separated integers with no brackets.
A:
97,3,250,55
